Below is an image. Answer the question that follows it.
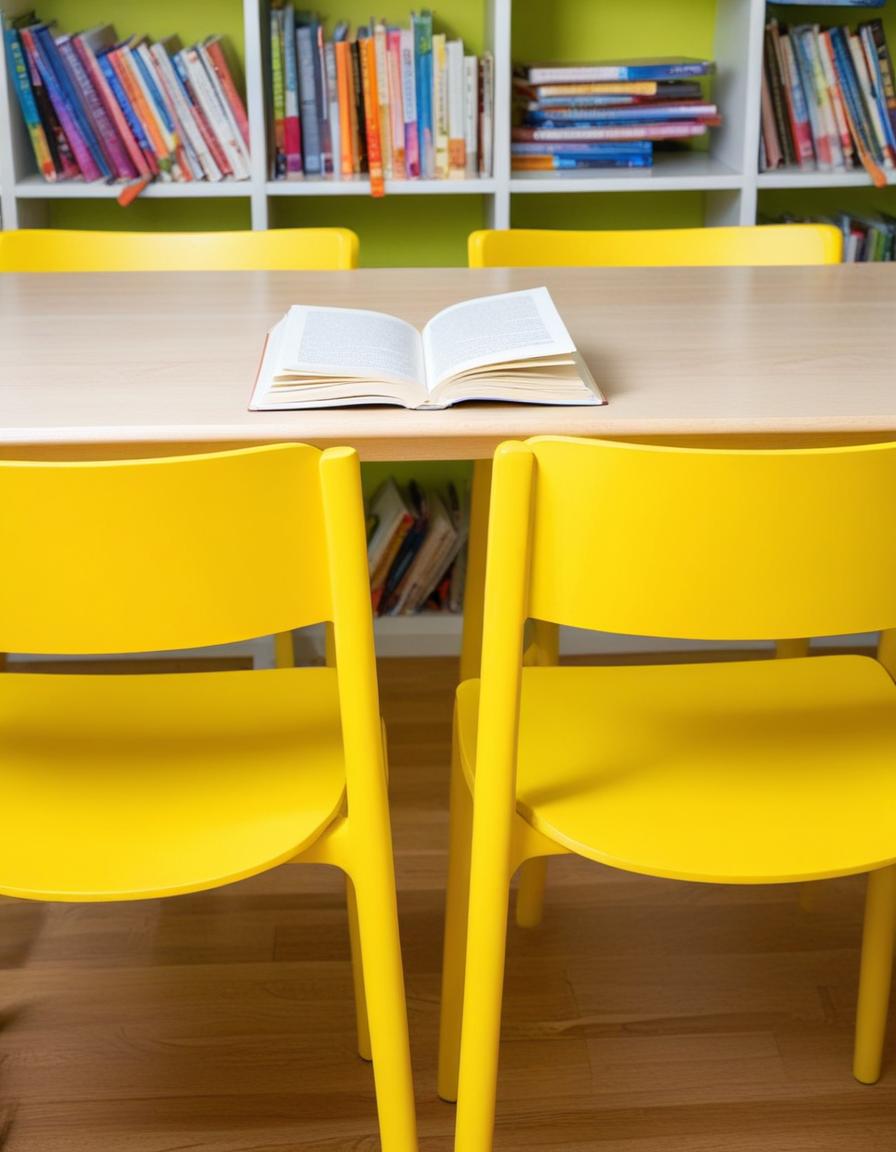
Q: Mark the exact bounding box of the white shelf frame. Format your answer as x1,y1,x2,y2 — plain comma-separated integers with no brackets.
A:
1,0,892,235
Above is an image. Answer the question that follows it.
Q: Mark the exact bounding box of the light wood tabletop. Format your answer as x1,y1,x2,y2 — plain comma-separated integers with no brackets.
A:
1,264,894,459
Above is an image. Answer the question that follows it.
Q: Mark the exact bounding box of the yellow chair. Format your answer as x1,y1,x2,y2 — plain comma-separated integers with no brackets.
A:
468,223,843,268
0,226,359,272
0,444,415,1152
0,225,359,668
463,222,844,926
439,435,896,1151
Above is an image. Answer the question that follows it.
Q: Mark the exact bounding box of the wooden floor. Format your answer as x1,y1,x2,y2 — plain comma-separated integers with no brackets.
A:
1,655,894,1151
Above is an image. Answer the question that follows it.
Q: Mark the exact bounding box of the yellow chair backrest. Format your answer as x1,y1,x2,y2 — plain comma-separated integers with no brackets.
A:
0,443,369,654
0,227,359,272
468,224,843,268
485,437,896,646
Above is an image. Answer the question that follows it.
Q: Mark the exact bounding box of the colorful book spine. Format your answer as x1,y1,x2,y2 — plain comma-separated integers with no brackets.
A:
76,28,149,178
57,35,135,180
859,23,896,158
780,31,817,167
360,35,385,196
334,39,354,176
512,155,652,170
432,32,449,178
480,52,494,176
413,11,433,178
446,38,465,177
387,29,405,178
525,60,713,84
26,26,102,181
513,121,711,141
270,9,286,177
325,41,341,181
173,50,231,176
374,23,392,179
21,26,78,178
204,37,249,148
350,39,366,173
153,41,220,181
196,41,249,177
315,23,333,175
866,19,896,143
463,54,478,177
99,49,159,175
400,27,419,177
4,27,56,180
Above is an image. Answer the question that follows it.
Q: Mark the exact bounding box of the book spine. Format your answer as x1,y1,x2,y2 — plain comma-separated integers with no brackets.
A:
463,54,478,177
325,41,340,181
205,38,249,148
371,514,412,614
860,23,896,157
360,35,385,196
98,50,158,175
154,43,221,181
315,24,332,175
779,32,816,166
512,121,710,141
126,44,180,179
135,42,192,179
185,45,245,179
829,26,887,185
197,41,250,177
432,32,448,177
867,19,896,145
764,25,796,166
4,27,57,180
334,40,354,177
296,25,321,174
760,55,783,170
270,10,286,177
480,52,494,175
526,62,711,84
512,140,653,154
61,37,135,180
146,44,199,180
849,29,893,165
173,50,231,176
76,33,149,178
413,12,433,178
387,29,405,177
809,27,844,168
29,27,101,180
512,155,651,169
818,30,854,168
400,28,419,177
350,39,366,173
45,28,114,179
20,27,77,177
446,39,465,177
374,23,392,179
791,26,833,169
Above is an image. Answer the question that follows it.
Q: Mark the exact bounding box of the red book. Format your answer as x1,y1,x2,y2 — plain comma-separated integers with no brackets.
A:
204,37,249,148
73,28,149,178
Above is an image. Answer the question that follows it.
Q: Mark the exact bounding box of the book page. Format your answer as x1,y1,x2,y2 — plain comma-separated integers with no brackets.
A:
277,305,426,389
421,287,576,391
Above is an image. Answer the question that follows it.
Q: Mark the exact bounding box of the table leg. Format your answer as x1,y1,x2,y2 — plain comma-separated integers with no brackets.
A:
459,459,492,684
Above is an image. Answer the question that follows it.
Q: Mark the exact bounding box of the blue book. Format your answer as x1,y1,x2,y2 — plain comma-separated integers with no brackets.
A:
35,24,111,179
526,105,717,124
830,25,881,165
512,141,653,156
513,155,653,170
523,58,713,84
131,42,174,136
99,49,154,162
859,23,896,156
413,11,433,178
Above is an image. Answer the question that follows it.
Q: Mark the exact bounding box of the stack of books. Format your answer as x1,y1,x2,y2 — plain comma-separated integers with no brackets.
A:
761,16,896,186
772,210,896,261
511,57,718,173
367,478,469,616
268,6,494,191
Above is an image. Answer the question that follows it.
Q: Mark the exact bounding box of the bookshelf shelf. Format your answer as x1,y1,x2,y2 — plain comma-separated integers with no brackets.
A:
510,154,743,195
1,0,893,242
14,176,254,199
756,168,896,191
265,177,498,196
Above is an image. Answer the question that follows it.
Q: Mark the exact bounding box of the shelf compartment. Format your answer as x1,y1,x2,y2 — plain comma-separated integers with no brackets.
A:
509,152,742,194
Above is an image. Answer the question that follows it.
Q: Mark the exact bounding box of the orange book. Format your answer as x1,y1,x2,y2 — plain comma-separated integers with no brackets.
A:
359,37,385,197
109,46,172,177
335,41,354,178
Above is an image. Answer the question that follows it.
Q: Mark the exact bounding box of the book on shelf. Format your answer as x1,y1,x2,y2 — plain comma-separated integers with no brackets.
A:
513,61,719,169
267,6,493,188
771,209,896,261
250,287,603,411
760,15,896,186
367,478,469,616
2,9,249,192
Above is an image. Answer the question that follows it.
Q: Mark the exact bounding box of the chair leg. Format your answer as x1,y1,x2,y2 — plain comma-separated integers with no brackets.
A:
274,631,295,668
854,864,896,1084
453,817,513,1152
438,736,473,1102
515,856,548,928
352,858,418,1152
346,875,372,1062
459,460,492,684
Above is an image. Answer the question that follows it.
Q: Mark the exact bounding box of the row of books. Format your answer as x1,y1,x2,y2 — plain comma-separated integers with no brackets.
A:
773,211,896,262
760,17,896,187
511,57,718,172
367,477,469,616
269,6,494,190
4,11,249,191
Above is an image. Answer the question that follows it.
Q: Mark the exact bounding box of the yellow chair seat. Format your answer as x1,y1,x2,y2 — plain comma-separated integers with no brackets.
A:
0,667,348,902
457,654,896,886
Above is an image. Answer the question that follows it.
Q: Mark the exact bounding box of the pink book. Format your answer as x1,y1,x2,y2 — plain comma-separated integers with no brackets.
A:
73,29,147,178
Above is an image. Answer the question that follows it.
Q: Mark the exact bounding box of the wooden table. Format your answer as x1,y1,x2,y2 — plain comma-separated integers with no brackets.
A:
2,263,895,677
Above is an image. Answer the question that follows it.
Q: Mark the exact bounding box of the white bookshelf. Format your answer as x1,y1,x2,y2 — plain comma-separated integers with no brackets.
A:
3,0,891,236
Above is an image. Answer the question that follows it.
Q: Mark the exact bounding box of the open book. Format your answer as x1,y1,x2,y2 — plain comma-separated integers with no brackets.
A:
250,287,604,410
